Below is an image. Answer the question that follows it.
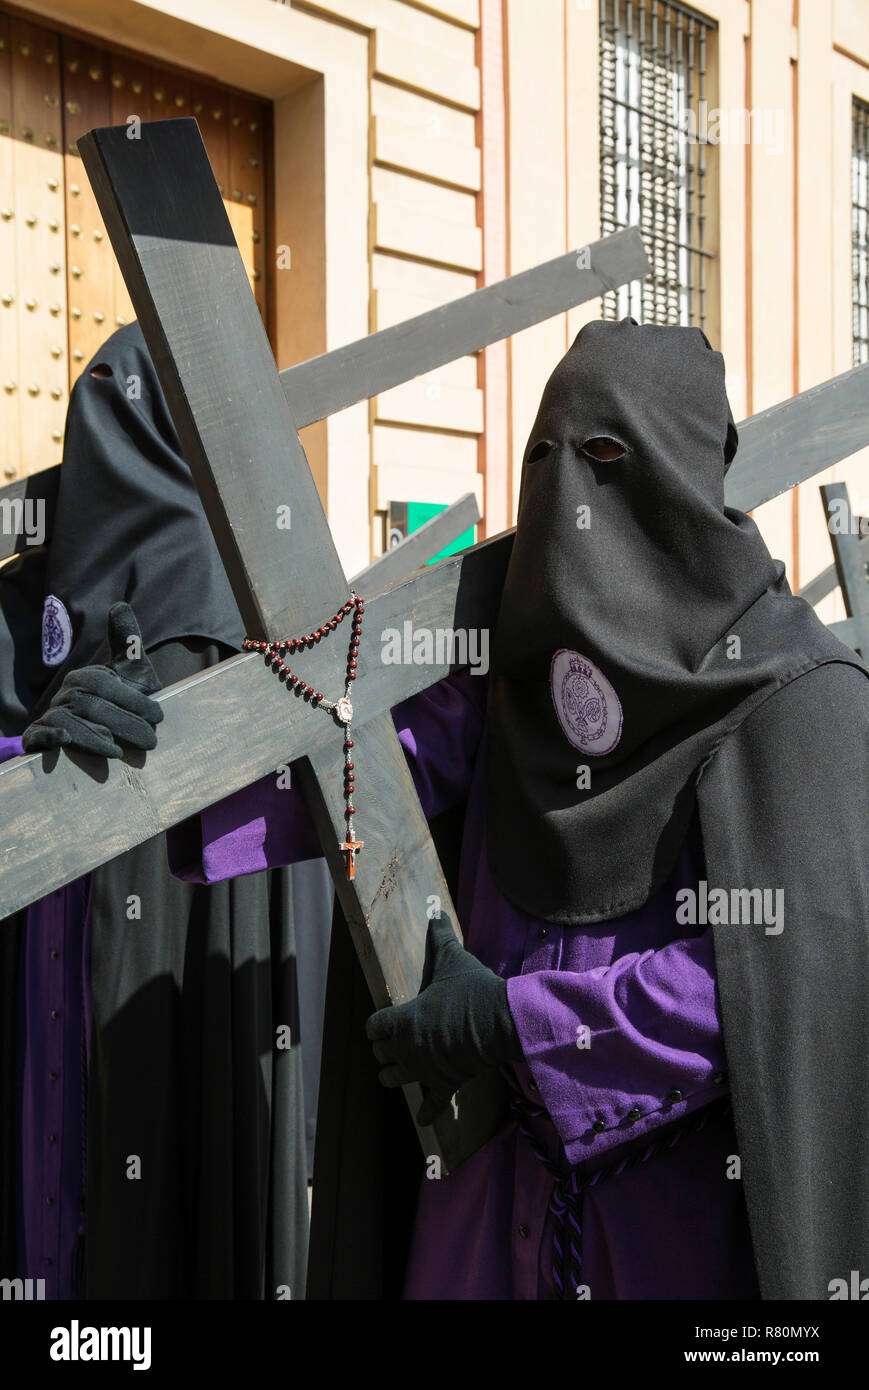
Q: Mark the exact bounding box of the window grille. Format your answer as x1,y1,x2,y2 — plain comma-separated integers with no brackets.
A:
599,0,716,328
852,98,869,365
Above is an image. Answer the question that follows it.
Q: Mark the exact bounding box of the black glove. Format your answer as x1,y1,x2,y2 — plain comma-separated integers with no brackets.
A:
22,602,164,759
365,917,523,1126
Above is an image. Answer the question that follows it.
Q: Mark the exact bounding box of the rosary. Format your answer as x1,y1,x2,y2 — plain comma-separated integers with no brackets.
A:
244,591,365,881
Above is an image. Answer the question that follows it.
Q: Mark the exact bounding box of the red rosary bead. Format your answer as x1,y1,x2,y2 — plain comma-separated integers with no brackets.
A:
246,593,365,882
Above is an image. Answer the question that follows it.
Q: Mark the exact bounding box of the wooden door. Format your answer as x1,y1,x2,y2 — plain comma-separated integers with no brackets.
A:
0,6,270,484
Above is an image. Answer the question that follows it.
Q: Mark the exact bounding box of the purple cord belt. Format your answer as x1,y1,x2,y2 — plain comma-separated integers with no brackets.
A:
508,1088,732,1300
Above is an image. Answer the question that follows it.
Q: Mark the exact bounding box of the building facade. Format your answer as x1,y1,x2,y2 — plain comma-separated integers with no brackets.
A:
1,0,868,618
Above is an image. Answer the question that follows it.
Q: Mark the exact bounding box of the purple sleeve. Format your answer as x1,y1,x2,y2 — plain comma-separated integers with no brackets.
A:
168,670,487,884
507,929,728,1166
166,771,324,883
0,735,24,763
392,668,487,817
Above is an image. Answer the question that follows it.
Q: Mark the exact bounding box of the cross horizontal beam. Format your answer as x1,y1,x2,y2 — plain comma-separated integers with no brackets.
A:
0,231,647,563
351,492,480,594
0,531,510,922
725,361,869,513
4,332,866,923
3,355,868,919
279,230,650,427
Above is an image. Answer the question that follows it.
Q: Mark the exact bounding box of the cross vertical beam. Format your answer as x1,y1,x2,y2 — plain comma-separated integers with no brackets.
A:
79,119,339,641
77,118,505,1169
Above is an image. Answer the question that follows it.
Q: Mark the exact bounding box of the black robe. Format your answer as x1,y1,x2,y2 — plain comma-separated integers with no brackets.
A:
83,637,309,1300
306,318,869,1302
308,658,869,1301
1,324,311,1298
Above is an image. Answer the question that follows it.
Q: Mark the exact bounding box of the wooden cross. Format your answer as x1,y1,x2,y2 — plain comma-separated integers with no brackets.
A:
0,118,648,1173
2,117,868,1165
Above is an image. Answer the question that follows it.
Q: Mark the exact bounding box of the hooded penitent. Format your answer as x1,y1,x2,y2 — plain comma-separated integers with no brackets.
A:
302,320,868,1302
0,322,308,1299
487,316,851,924
476,316,869,1302
0,321,243,737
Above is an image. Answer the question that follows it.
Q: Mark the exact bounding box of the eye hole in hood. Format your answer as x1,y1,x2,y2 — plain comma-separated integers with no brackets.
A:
525,439,554,465
580,435,627,463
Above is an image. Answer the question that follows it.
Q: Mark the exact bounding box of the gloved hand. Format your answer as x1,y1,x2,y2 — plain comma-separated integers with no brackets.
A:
365,917,523,1126
22,602,164,758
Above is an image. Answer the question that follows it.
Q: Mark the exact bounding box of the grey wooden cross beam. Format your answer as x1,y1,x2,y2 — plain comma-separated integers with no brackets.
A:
0,119,647,1172
819,482,869,657
4,344,865,932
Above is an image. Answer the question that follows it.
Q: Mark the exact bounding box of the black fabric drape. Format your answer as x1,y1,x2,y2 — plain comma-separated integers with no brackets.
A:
0,911,22,1277
84,637,309,1299
487,318,856,926
29,323,242,720
307,319,869,1300
700,660,869,1300
2,321,310,1299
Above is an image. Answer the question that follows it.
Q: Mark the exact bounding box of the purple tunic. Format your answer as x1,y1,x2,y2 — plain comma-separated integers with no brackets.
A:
169,671,759,1300
1,735,91,1300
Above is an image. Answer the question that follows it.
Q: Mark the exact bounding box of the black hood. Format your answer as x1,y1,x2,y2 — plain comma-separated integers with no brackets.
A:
486,317,848,924
0,322,243,734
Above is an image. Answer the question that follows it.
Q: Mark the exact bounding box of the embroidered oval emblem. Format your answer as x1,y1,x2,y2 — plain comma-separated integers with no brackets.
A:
550,649,622,755
42,594,73,667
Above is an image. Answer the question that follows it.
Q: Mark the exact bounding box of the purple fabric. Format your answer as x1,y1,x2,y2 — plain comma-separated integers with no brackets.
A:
1,735,91,1300
167,766,322,883
166,674,758,1300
